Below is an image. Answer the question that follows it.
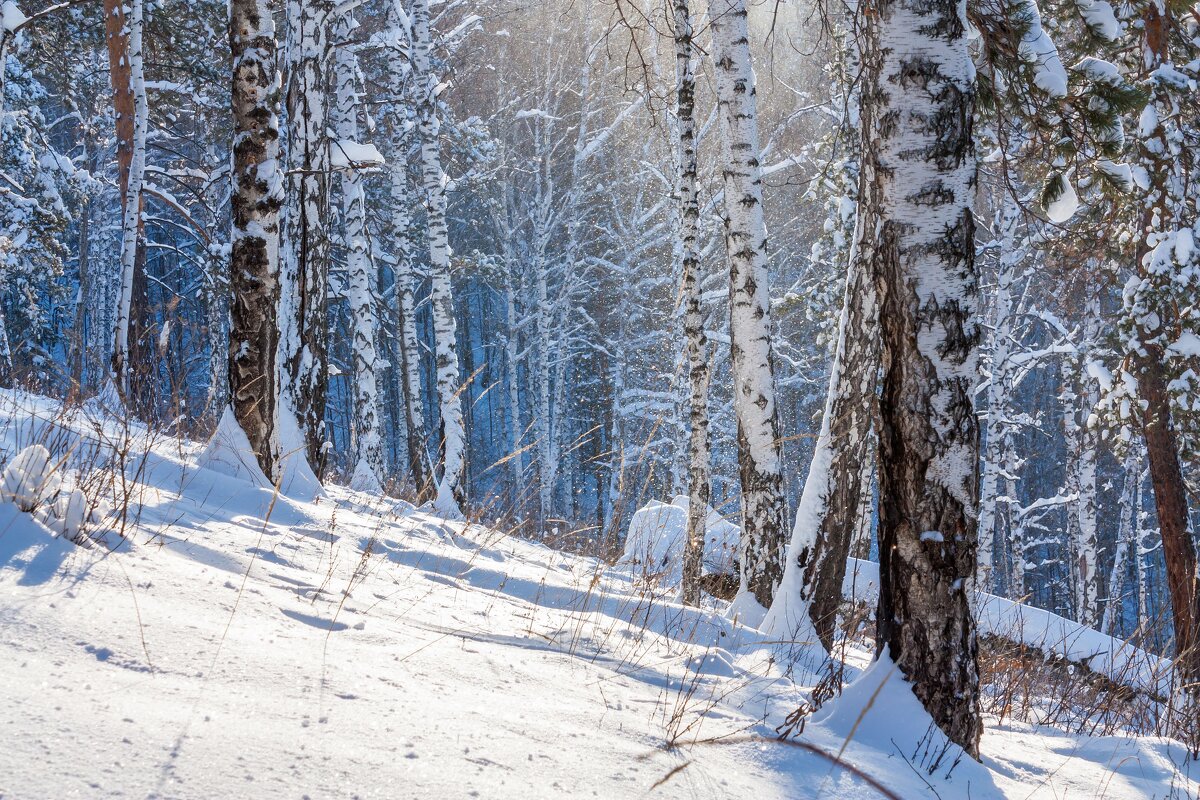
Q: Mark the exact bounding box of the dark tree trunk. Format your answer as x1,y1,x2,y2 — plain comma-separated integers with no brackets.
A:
1131,0,1200,692
228,0,284,480
862,0,983,757
795,242,880,650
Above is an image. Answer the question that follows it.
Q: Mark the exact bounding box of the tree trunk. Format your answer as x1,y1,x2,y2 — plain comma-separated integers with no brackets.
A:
228,0,284,480
765,210,879,649
411,0,466,515
1130,0,1200,691
708,0,788,611
332,9,383,492
279,0,332,475
673,0,710,608
977,200,1019,591
106,0,148,407
1069,296,1102,628
863,0,983,756
1103,447,1143,634
384,3,433,501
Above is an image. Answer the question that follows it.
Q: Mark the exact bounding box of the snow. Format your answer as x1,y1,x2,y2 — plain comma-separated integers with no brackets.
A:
1,1,26,34
1168,330,1200,358
330,139,386,170
1016,0,1068,97
1045,174,1080,223
617,496,738,588
0,391,1195,799
1097,158,1133,190
1073,0,1120,40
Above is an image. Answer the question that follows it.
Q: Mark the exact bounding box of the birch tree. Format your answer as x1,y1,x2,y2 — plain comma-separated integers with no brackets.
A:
279,0,333,475
707,0,788,613
332,8,384,492
411,0,466,514
383,0,433,500
673,0,709,607
225,0,283,481
861,0,983,755
105,0,148,405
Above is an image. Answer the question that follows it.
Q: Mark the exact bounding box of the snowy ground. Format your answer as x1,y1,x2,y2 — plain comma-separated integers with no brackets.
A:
0,391,1196,799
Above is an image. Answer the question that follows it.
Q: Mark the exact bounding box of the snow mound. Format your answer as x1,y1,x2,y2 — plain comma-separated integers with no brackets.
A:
1,444,59,511
616,495,738,588
0,501,84,583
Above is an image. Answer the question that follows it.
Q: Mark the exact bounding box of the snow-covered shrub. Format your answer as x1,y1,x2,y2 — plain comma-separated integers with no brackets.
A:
1,444,96,545
0,443,59,511
39,487,89,545
617,496,738,591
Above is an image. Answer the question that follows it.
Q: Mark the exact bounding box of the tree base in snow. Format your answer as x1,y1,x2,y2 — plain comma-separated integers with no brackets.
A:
199,407,323,500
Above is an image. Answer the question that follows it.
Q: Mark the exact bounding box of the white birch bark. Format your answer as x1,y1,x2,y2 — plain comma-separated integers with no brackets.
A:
976,201,1019,591
862,0,982,753
1074,296,1102,627
279,0,333,476
221,0,283,482
503,257,525,497
674,0,711,607
411,0,466,515
110,0,147,400
384,0,433,501
332,10,383,493
1103,447,1143,634
708,0,788,612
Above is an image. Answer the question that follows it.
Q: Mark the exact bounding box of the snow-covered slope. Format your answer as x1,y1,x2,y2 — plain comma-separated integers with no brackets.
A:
0,391,1195,799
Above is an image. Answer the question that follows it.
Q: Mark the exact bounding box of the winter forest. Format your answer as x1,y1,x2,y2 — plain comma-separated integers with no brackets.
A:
0,0,1199,794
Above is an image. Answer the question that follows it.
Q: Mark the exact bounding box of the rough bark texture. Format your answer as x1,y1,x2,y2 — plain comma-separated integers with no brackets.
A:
384,0,434,501
674,0,710,608
863,0,983,756
332,10,383,492
708,0,788,609
794,229,880,649
105,0,150,407
280,0,332,475
1137,348,1199,684
411,0,466,514
228,0,283,480
1131,0,1200,691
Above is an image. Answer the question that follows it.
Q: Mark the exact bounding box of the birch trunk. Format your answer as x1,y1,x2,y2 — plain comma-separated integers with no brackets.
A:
411,0,466,515
332,10,383,492
674,0,710,608
862,0,982,755
1103,448,1143,634
1072,296,1102,628
764,211,879,649
227,0,283,480
708,0,788,611
384,2,433,501
503,264,525,500
107,0,148,405
280,0,333,475
977,202,1019,590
